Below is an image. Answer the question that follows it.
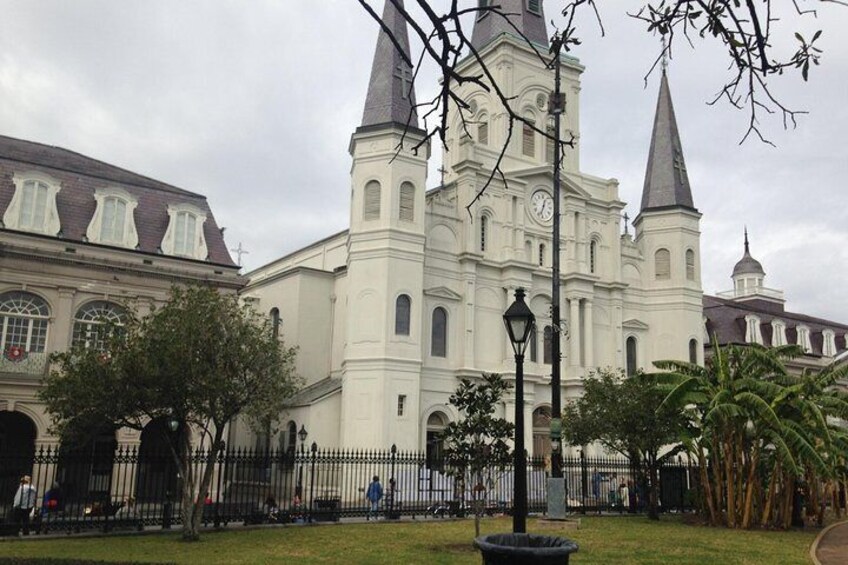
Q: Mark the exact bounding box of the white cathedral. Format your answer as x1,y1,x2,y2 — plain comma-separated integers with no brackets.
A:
240,0,704,456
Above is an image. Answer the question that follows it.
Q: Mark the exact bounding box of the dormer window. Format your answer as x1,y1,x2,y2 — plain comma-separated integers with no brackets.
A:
3,172,62,235
796,325,812,353
86,188,139,248
771,320,787,347
161,203,208,260
745,314,763,345
822,330,836,357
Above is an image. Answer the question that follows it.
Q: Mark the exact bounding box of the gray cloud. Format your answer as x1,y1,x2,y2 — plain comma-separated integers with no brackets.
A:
1,1,845,322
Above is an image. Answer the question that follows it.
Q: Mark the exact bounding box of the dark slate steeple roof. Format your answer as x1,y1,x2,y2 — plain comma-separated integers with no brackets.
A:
470,0,549,51
640,71,696,212
733,228,765,277
360,0,419,130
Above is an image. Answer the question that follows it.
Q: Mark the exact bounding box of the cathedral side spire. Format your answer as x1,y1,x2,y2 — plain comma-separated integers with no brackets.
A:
360,0,419,130
470,0,549,51
639,71,696,212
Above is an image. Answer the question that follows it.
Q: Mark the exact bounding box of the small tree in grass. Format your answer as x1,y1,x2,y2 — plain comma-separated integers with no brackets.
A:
562,368,687,520
41,285,299,541
440,373,514,538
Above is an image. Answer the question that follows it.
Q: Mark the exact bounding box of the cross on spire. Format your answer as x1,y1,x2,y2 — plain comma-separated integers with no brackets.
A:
623,212,630,235
437,165,447,186
394,66,414,100
673,152,687,186
230,242,249,267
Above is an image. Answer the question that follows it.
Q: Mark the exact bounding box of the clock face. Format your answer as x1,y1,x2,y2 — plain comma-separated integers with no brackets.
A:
531,190,554,222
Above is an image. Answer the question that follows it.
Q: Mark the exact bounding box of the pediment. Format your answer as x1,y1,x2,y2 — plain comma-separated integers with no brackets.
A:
424,286,462,301
622,318,650,330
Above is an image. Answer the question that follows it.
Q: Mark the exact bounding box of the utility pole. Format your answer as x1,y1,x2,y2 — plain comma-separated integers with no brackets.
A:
548,32,565,480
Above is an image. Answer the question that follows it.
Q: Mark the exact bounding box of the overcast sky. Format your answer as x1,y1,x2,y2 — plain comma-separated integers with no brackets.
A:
1,1,846,322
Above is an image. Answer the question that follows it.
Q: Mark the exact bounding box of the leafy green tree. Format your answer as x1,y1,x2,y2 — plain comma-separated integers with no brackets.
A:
440,373,514,538
42,286,300,541
562,368,688,520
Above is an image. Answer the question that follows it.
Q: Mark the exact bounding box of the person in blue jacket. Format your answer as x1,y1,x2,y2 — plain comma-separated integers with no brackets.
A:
366,475,383,521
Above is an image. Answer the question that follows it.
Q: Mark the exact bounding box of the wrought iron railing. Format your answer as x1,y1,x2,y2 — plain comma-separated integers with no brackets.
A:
0,445,697,535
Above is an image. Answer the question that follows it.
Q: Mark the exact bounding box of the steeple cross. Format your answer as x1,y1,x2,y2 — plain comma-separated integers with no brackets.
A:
394,65,414,99
437,166,447,185
623,212,630,235
230,242,249,267
673,152,688,185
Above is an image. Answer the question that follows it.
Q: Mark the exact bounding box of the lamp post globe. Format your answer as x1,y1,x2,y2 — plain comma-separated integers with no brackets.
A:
503,288,535,534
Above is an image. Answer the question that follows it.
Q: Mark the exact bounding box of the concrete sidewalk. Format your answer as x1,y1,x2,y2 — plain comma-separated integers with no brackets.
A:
813,520,848,565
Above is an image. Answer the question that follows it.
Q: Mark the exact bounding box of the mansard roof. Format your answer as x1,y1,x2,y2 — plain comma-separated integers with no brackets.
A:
640,71,696,213
0,135,236,267
360,0,419,130
470,0,549,51
704,294,848,356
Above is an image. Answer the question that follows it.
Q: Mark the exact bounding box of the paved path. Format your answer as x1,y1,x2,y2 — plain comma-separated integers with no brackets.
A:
814,520,848,565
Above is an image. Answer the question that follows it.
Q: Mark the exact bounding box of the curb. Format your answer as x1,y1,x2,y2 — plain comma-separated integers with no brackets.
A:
809,519,848,565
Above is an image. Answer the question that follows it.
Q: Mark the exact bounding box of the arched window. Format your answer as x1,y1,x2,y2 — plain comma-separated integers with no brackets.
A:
689,339,698,364
539,243,545,267
18,180,50,231
626,336,637,376
655,248,671,280
478,114,489,145
522,120,535,157
270,308,281,340
543,325,553,365
395,294,411,336
480,215,488,252
745,315,763,345
685,249,696,281
174,211,199,256
279,421,297,467
72,301,127,350
431,307,448,357
426,411,448,470
589,240,597,274
0,291,50,356
529,325,538,362
99,196,127,243
532,406,552,459
399,182,415,222
163,203,207,260
363,180,381,221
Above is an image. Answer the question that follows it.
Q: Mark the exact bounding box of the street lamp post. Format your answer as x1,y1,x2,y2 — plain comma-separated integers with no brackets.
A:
296,425,308,495
503,288,536,534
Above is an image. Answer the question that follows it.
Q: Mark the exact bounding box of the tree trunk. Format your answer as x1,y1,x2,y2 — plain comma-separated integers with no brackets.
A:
761,464,779,529
647,458,659,521
740,446,759,529
697,448,717,525
180,426,225,541
723,436,737,528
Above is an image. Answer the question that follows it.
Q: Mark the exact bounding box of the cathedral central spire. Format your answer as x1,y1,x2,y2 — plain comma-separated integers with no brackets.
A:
360,0,419,130
640,71,696,212
470,0,549,51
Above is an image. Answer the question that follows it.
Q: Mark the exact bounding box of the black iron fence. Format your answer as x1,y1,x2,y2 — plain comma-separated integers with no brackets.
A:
1,445,697,535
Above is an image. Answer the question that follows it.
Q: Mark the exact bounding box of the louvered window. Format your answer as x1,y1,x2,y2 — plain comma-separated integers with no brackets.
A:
478,119,489,145
364,181,381,221
395,295,411,336
527,0,542,14
522,122,535,157
655,249,670,280
431,307,447,357
686,249,696,281
399,182,415,222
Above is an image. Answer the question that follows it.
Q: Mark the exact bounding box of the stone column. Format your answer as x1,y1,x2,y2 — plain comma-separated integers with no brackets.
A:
569,298,580,369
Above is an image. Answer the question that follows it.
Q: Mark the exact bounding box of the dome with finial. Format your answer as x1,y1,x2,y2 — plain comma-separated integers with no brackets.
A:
732,228,765,277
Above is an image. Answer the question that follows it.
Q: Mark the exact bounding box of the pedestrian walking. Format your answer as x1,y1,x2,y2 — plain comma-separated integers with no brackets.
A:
366,475,383,521
12,475,38,536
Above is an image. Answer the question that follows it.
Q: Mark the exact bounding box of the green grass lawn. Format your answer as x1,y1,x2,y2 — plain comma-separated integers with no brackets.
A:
0,516,817,564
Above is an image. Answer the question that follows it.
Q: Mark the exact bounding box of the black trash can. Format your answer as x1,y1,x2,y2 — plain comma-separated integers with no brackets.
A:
474,533,578,565
312,498,340,522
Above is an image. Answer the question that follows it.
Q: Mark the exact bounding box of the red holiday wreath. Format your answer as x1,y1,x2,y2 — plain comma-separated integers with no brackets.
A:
5,345,27,363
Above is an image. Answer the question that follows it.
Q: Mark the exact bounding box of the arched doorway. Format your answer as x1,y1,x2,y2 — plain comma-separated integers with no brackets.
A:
56,428,117,504
425,411,448,471
135,418,181,502
532,406,552,461
0,411,37,504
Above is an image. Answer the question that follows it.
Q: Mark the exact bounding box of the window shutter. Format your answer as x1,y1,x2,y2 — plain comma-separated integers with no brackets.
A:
655,249,671,279
364,181,381,221
399,182,415,222
686,249,696,280
528,0,541,14
478,121,489,145
522,122,535,157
